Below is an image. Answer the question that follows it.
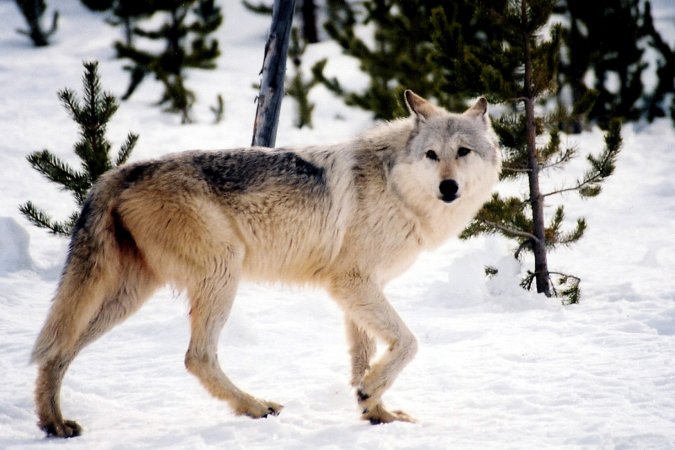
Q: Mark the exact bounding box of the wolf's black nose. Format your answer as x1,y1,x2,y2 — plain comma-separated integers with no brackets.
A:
439,179,459,202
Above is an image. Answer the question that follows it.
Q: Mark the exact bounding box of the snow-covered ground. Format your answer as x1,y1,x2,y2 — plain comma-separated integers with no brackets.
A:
1,1,674,448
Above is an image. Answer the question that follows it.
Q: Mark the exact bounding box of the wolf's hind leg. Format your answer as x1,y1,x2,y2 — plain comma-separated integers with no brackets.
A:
331,277,417,424
184,261,282,419
35,355,81,438
35,264,158,437
345,319,376,387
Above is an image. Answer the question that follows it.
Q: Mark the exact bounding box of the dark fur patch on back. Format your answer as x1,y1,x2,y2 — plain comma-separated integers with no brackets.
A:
121,162,158,188
192,150,326,196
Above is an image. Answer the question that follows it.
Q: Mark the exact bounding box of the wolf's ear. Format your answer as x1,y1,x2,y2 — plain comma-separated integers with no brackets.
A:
464,97,489,120
404,90,440,121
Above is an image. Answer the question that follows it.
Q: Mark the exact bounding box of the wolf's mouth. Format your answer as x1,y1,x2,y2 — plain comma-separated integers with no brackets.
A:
441,194,459,203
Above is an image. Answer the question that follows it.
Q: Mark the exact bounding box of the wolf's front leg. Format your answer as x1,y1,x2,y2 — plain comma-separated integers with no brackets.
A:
345,319,376,387
331,276,417,424
185,270,282,419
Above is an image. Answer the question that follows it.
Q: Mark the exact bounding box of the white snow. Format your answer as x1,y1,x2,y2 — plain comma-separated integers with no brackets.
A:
1,1,674,449
0,217,33,275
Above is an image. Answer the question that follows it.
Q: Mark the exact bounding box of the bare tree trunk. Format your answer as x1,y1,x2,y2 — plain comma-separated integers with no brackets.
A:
521,0,551,297
252,0,297,148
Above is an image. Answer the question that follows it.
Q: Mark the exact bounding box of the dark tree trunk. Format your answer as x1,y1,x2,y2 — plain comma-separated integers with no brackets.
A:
301,0,318,43
252,0,297,147
522,0,551,297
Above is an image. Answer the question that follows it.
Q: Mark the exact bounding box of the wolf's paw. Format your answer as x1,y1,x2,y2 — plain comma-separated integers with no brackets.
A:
236,398,283,419
361,403,415,425
40,419,82,438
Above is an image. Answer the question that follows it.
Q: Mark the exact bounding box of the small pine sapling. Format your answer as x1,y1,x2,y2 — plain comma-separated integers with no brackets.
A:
312,0,508,120
15,0,58,47
19,61,138,236
114,0,223,123
455,0,622,303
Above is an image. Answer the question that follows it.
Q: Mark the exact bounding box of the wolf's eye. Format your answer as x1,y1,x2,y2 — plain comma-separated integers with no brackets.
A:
457,147,472,157
425,150,439,161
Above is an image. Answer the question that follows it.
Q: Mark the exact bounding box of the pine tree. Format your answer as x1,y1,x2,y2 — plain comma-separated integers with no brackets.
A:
317,0,672,128
452,0,622,302
114,0,223,123
555,0,673,128
19,61,138,236
307,0,625,301
312,0,508,120
15,0,58,47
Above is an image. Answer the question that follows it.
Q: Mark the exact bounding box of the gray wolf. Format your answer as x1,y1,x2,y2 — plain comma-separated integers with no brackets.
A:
31,91,501,437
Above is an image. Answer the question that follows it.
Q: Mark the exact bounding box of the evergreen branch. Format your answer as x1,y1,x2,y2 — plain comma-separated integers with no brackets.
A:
543,119,621,199
18,201,71,236
479,219,539,242
541,184,587,198
116,132,138,166
540,145,577,171
58,88,83,124
522,268,581,304
557,218,586,246
65,210,80,231
520,271,536,291
501,167,532,173
543,205,564,245
26,150,88,191
548,271,581,304
311,59,345,96
514,239,532,259
549,272,581,283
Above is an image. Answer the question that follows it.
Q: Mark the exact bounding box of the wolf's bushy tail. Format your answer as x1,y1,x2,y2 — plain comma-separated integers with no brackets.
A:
30,173,126,364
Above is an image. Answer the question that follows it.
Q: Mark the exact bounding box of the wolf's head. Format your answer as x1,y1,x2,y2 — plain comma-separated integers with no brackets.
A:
393,90,501,207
